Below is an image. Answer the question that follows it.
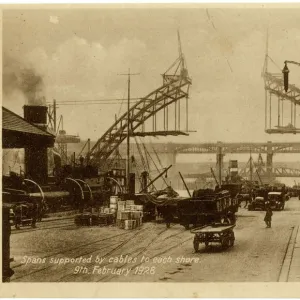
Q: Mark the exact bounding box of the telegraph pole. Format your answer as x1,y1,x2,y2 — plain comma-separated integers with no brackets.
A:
249,148,253,186
53,99,57,133
118,69,139,193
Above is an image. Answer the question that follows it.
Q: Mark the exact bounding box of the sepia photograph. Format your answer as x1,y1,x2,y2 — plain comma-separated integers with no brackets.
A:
2,4,300,291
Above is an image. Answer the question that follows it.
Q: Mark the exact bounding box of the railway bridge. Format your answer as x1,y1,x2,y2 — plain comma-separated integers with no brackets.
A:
171,141,300,179
118,141,300,184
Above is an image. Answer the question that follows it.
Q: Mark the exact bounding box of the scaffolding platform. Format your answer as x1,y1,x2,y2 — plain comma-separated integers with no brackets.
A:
131,130,189,137
265,128,300,134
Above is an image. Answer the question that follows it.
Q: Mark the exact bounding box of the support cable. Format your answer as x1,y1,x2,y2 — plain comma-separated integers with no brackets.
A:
143,145,169,187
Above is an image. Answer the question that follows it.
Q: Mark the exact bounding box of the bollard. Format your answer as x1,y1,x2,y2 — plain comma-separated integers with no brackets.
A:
2,205,14,282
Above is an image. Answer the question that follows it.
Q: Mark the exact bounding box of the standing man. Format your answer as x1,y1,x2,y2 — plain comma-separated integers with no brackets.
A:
264,206,273,228
162,206,173,229
227,211,236,225
244,194,250,208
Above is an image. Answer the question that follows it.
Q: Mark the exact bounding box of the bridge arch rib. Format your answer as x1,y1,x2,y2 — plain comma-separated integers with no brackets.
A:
89,57,192,167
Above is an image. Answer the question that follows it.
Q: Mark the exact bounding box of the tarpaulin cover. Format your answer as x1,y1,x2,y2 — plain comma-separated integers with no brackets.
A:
135,193,187,206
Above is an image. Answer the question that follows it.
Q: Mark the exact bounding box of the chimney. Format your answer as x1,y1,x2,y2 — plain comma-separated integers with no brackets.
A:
23,105,49,184
24,105,48,130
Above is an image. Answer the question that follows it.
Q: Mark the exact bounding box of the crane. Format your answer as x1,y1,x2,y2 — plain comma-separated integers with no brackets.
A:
262,31,300,134
210,167,220,187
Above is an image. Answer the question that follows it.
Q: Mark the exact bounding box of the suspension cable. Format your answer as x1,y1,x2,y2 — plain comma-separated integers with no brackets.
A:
143,142,169,187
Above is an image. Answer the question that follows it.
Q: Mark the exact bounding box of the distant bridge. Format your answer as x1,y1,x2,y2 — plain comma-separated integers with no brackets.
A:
185,166,300,180
120,141,300,173
172,142,300,154
118,141,300,183
120,141,300,155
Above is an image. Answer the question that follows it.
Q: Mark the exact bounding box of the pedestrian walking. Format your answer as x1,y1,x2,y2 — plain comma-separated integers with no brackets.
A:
227,211,236,225
264,206,273,228
244,195,250,208
236,194,242,208
163,206,173,229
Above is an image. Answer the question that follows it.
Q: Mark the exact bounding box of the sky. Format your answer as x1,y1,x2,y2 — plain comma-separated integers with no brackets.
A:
3,6,300,145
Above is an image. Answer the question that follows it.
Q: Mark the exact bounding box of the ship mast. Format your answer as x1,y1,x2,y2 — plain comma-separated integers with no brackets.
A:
249,148,253,187
119,69,139,193
127,70,130,193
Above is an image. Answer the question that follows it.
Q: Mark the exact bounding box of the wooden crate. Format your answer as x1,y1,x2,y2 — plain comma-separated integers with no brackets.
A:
126,200,135,206
116,219,125,229
124,220,136,230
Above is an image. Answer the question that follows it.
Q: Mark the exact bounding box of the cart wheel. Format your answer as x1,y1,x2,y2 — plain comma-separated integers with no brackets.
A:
228,231,235,247
229,238,235,247
221,237,230,249
193,236,200,252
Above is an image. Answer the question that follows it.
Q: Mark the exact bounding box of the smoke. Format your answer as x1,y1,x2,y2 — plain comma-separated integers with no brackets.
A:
3,53,46,106
19,68,45,105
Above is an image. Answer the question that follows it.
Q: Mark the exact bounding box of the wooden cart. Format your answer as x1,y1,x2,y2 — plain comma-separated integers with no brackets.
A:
191,224,235,252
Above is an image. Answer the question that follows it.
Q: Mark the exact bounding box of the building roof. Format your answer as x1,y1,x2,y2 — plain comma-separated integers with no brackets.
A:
3,107,53,137
2,107,55,149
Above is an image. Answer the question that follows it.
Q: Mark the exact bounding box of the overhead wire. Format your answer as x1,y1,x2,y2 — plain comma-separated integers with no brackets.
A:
49,98,141,103
3,149,11,158
267,55,282,72
56,101,140,106
143,139,169,188
133,136,147,171
140,137,151,173
130,155,144,188
117,90,127,119
132,137,146,185
135,136,157,191
12,150,20,169
140,140,158,192
151,145,164,170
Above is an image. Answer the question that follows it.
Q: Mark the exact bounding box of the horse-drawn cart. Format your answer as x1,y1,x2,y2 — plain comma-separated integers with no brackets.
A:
191,223,235,252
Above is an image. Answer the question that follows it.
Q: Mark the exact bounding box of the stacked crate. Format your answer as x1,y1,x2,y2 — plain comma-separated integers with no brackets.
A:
116,200,143,230
74,206,115,226
109,196,120,214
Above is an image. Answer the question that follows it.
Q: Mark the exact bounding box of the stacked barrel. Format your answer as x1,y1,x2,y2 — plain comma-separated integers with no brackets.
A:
116,200,143,230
